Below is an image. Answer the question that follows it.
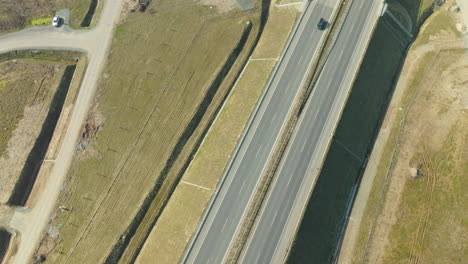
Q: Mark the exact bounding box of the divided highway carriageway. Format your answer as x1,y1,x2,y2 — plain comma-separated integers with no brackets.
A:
183,0,385,263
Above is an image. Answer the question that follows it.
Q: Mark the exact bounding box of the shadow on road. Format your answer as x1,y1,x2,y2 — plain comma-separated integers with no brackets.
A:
287,11,412,263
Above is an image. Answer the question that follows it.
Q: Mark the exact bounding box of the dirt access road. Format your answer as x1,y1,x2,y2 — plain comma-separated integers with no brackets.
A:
0,0,125,263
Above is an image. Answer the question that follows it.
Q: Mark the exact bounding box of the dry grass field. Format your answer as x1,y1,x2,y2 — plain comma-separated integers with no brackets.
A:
135,59,278,264
0,60,64,203
36,0,263,263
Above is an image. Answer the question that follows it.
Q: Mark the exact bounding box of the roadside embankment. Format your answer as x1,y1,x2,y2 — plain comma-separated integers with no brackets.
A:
37,1,265,263
134,1,299,263
340,0,466,263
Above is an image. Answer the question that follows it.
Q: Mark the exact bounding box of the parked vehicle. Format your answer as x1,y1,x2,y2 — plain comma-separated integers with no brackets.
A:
52,16,60,27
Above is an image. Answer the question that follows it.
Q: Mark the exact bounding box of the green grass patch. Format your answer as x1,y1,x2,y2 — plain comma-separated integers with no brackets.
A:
30,16,52,26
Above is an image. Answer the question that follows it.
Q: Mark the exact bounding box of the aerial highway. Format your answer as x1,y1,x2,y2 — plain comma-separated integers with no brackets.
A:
0,0,125,263
239,0,384,263
183,0,340,263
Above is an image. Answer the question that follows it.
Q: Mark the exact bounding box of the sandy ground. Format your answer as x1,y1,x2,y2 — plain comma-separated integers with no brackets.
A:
0,105,48,203
0,62,62,204
364,49,467,264
456,0,468,46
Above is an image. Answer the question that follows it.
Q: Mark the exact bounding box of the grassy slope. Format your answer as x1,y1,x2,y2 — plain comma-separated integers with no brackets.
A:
0,50,83,204
0,61,62,157
414,9,462,46
134,3,299,263
135,60,277,264
114,13,254,264
394,0,434,26
0,49,83,160
43,1,255,263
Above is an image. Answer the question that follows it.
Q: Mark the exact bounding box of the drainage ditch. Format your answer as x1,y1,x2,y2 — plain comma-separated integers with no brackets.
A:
80,0,99,27
7,65,76,206
0,229,11,264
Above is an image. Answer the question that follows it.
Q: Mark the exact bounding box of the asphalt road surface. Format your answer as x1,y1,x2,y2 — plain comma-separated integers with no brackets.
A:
240,0,384,263
183,0,339,263
0,1,126,263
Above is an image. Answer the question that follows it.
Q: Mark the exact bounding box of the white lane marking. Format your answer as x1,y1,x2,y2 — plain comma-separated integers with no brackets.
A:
275,1,303,8
300,141,307,153
240,181,246,194
221,218,229,233
250,57,278,61
286,175,293,187
255,253,261,263
270,211,279,228
180,180,210,191
255,146,261,158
